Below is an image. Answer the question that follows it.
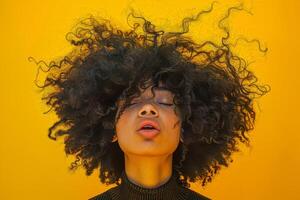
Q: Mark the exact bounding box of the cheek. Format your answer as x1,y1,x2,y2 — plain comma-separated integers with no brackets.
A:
164,108,181,129
114,109,141,142
115,112,137,152
161,123,181,154
115,111,132,137
161,111,182,143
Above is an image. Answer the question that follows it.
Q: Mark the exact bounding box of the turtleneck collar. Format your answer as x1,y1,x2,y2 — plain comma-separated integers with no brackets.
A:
117,170,185,200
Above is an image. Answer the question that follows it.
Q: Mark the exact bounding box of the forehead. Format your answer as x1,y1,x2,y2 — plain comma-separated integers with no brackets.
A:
135,84,174,97
140,79,171,93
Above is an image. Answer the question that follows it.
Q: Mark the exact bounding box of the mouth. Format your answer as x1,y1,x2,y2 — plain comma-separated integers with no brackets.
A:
137,120,160,139
137,129,160,139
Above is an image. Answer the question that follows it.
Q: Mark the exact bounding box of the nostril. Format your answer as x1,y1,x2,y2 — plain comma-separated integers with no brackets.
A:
141,111,147,115
140,110,157,116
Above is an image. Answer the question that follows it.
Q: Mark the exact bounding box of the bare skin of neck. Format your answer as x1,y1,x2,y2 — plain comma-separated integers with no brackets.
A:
124,153,173,188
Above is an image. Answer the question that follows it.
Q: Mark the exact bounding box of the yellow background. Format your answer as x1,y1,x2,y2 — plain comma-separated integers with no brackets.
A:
1,0,299,199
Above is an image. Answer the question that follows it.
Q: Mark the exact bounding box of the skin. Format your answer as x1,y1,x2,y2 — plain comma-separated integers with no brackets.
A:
112,81,183,188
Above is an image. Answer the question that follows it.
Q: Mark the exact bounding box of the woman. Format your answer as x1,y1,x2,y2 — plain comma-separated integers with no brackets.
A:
96,79,211,199
31,4,270,200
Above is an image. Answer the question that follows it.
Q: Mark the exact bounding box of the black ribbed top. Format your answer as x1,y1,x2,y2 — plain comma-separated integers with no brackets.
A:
89,170,211,200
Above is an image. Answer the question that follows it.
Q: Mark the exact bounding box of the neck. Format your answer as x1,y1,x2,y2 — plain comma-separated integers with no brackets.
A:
124,153,173,188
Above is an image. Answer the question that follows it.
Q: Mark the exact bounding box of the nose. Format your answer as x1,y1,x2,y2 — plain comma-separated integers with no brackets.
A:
138,102,159,117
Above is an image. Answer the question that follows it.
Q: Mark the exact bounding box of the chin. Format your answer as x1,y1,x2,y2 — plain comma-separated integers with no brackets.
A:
125,145,178,157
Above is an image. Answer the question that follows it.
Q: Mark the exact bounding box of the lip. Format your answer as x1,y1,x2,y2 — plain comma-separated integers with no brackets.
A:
137,120,161,139
137,120,160,131
137,129,160,139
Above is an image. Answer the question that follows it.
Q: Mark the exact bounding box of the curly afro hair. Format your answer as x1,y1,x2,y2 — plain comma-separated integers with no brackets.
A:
29,3,270,189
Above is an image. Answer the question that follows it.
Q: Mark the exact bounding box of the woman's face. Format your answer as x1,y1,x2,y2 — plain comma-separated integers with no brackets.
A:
115,82,182,157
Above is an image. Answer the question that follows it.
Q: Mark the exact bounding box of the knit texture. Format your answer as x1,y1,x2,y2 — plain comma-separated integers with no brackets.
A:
89,171,211,200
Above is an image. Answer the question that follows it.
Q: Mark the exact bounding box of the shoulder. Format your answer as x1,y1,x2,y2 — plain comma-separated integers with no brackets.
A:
182,187,212,200
88,186,119,200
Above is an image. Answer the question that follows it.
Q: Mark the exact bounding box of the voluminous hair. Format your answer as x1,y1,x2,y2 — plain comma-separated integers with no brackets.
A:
30,3,270,188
